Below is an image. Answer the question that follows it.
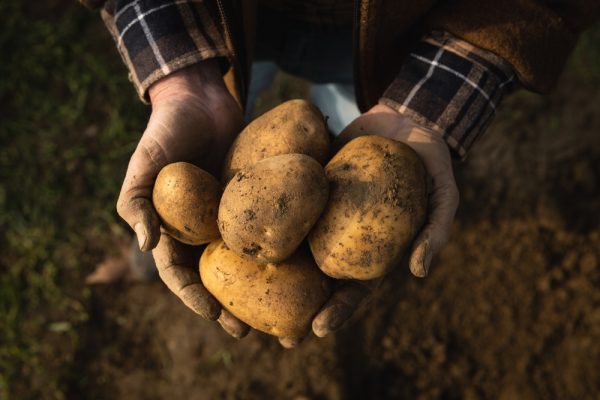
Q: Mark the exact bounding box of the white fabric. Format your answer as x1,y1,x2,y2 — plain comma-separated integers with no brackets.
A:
246,62,360,136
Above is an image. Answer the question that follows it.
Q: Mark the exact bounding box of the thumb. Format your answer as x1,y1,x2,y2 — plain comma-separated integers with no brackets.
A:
117,139,166,251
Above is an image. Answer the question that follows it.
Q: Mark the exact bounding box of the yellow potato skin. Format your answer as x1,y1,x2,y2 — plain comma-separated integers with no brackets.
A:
152,162,221,245
308,135,427,280
221,99,330,184
200,240,332,338
219,153,329,263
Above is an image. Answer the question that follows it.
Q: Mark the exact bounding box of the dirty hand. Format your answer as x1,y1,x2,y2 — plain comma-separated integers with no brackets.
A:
277,279,379,349
116,60,245,324
302,102,459,343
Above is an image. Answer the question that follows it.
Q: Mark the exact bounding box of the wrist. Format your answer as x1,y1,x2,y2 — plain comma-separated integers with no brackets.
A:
148,60,229,106
367,103,402,118
367,103,449,148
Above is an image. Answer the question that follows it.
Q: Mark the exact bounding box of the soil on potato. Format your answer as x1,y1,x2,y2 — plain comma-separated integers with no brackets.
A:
73,76,600,399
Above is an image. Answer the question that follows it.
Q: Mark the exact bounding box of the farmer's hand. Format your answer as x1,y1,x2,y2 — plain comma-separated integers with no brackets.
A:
152,232,250,337
334,103,459,277
116,60,247,326
287,102,459,345
278,279,379,349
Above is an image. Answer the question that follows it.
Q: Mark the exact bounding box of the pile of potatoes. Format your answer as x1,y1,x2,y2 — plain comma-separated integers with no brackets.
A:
152,99,427,340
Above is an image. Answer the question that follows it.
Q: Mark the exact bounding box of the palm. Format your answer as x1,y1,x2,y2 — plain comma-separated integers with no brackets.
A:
115,64,246,327
308,104,459,343
140,94,243,178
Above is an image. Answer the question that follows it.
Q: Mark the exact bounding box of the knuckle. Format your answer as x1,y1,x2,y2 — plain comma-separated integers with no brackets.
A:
156,265,185,291
140,136,168,170
115,196,128,218
179,281,201,297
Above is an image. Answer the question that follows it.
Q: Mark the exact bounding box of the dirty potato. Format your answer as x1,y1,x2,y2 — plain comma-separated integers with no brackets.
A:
152,162,221,245
308,135,427,280
218,154,329,263
200,240,332,339
221,99,330,184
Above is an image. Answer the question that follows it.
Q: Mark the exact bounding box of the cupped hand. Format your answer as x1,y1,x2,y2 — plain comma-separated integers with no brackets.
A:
152,231,250,337
333,103,459,277
116,60,248,327
279,103,460,346
117,60,243,251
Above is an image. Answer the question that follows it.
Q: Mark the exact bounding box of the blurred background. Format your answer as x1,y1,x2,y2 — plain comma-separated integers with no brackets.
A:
1,1,599,399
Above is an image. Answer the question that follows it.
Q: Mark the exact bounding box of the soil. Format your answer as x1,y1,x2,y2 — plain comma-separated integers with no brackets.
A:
73,77,600,399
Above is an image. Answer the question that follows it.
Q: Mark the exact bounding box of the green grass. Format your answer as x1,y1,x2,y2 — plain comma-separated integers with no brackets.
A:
0,1,146,398
0,1,599,398
569,23,600,83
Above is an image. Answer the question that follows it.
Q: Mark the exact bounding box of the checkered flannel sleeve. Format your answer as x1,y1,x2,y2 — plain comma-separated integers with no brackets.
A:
380,31,516,159
100,0,228,102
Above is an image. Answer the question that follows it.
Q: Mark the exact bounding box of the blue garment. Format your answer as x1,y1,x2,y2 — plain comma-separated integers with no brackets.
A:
246,15,360,135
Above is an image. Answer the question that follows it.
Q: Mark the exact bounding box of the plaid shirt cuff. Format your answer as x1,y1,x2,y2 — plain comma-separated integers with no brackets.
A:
100,0,229,102
380,31,516,159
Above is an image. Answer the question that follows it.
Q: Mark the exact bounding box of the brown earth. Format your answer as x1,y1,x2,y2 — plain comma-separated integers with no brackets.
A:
73,67,600,399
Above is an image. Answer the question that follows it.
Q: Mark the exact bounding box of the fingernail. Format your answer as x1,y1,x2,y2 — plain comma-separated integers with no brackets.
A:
134,223,147,251
410,242,429,278
313,321,329,338
411,264,427,278
410,255,427,278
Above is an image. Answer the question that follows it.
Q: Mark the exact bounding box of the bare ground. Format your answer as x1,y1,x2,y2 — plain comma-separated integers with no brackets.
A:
71,69,600,399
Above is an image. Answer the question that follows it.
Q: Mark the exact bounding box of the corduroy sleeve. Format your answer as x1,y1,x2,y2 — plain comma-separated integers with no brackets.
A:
425,0,600,94
380,31,515,159
99,0,229,102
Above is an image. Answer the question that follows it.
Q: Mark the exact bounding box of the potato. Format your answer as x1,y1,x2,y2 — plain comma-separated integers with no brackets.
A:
308,135,427,280
152,162,221,245
218,153,329,263
221,99,330,184
200,240,332,338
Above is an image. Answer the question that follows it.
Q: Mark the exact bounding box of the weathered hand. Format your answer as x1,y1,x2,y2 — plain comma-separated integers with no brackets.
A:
116,60,247,326
152,232,250,337
298,102,459,343
276,277,379,348
117,60,243,251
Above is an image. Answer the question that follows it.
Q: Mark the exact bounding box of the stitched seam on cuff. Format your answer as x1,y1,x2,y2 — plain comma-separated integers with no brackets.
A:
137,48,229,101
382,33,515,159
380,98,467,159
104,0,227,103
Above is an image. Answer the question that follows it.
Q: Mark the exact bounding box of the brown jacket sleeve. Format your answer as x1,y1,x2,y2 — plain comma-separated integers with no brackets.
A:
426,0,600,93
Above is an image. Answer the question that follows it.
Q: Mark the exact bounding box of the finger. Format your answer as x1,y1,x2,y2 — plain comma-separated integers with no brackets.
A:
312,281,374,338
218,309,250,339
278,337,304,349
409,175,459,277
117,138,167,251
153,233,221,320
